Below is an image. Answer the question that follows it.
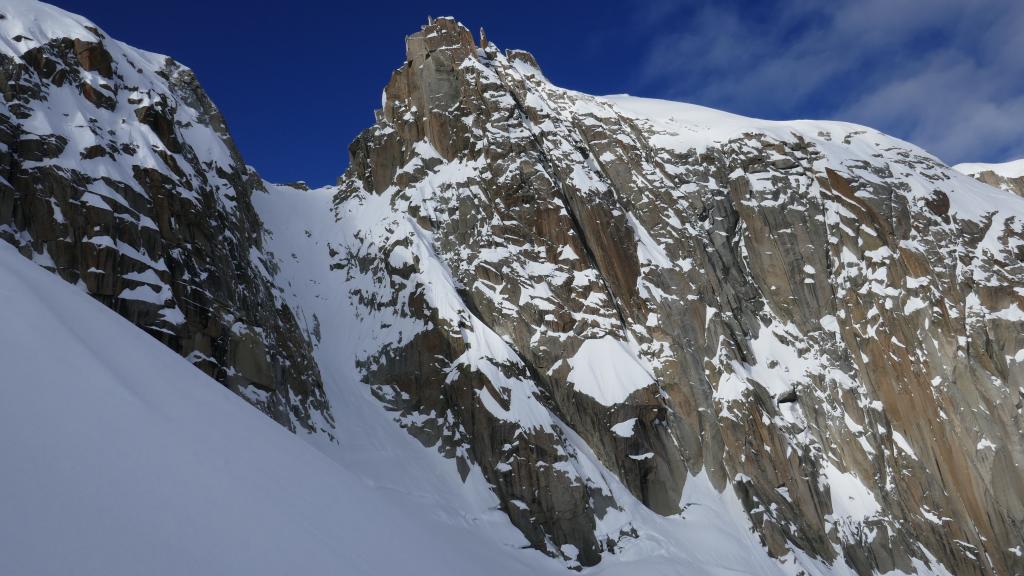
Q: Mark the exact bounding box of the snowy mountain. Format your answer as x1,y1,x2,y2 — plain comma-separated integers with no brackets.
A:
0,0,329,430
2,4,1023,575
955,159,1024,197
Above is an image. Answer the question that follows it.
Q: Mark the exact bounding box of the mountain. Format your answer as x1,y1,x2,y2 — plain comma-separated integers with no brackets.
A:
955,159,1024,197
320,18,1024,574
0,0,329,430
2,4,1023,575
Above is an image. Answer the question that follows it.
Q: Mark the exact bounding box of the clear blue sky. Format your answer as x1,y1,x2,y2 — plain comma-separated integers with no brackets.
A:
53,0,1023,187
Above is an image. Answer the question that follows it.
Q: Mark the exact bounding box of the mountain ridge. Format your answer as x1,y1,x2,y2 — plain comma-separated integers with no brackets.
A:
955,159,1024,197
2,4,1023,575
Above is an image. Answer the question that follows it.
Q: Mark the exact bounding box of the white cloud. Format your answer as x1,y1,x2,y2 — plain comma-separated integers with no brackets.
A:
634,0,1024,164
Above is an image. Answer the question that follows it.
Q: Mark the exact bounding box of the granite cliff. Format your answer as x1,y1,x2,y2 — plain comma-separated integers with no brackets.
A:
3,5,1023,575
0,0,330,431
326,18,1024,573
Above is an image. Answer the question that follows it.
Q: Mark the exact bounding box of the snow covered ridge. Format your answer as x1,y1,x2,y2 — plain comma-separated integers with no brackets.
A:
954,158,1024,180
954,159,1024,197
598,95,1024,223
0,0,106,57
0,0,331,430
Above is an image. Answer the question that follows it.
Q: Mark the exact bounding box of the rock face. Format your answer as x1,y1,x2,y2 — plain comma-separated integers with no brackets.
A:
4,4,1024,575
0,2,330,431
334,18,1024,574
974,171,1024,196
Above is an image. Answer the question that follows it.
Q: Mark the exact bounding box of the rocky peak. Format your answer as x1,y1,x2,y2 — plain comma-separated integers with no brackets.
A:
333,19,1024,574
405,16,477,63
0,0,331,432
380,18,478,162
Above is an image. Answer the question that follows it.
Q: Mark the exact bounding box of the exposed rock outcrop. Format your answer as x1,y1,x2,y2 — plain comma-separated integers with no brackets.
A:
0,2,330,432
333,18,1024,574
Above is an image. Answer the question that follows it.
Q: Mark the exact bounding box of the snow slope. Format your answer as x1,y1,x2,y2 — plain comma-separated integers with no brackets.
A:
0,241,558,576
954,158,1024,179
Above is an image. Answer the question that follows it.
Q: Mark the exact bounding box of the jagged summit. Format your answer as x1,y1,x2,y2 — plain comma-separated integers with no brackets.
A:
376,17,547,162
335,13,1024,572
396,16,546,76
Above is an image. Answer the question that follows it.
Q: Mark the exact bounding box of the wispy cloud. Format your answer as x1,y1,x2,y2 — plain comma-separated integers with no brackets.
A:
633,0,1024,164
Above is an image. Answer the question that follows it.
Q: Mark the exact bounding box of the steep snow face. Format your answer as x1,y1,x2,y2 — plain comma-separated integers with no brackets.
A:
0,241,564,576
253,181,627,564
0,0,329,429
330,17,1024,575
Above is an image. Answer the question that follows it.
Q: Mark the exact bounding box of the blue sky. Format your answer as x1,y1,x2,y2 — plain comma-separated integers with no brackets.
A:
54,0,1023,187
